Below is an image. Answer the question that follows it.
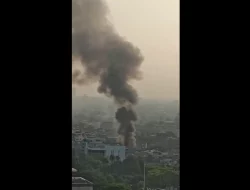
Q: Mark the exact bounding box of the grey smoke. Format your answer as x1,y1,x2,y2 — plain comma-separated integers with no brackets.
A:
72,0,143,104
72,0,144,147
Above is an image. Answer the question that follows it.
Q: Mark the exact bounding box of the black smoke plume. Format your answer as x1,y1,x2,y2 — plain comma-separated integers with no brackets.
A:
115,106,137,147
72,0,143,147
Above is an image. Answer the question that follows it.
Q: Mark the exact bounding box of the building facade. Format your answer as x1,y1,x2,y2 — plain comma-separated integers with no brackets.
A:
84,142,126,161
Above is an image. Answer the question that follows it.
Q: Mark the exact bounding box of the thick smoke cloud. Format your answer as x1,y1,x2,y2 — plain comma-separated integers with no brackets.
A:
116,106,137,147
72,0,143,147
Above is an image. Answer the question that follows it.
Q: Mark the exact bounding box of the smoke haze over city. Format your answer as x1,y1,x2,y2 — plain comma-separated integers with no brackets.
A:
72,1,180,188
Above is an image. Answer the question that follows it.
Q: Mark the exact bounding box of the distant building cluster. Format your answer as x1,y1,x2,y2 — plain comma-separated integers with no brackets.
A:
72,97,180,188
135,149,179,166
72,113,179,166
72,168,93,190
72,125,126,162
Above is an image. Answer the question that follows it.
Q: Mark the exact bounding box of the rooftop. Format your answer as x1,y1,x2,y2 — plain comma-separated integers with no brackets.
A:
72,177,93,187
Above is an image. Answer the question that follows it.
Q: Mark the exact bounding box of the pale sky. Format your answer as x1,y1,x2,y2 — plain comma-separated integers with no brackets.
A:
75,0,179,101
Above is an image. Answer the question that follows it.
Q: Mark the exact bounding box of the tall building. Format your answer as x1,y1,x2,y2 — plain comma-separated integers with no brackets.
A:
174,113,179,128
174,113,179,137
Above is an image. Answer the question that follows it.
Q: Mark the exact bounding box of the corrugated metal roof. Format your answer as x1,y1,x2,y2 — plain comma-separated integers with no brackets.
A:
72,177,93,185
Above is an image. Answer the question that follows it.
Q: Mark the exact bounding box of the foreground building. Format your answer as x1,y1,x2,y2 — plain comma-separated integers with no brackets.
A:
72,177,93,190
72,168,93,190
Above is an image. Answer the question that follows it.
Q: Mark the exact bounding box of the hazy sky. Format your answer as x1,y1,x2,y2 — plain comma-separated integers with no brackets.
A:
75,0,179,100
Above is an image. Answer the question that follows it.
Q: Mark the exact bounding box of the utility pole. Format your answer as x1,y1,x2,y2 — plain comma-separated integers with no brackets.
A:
143,160,146,190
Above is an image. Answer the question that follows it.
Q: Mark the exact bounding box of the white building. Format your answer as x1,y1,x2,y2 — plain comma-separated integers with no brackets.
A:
84,142,126,161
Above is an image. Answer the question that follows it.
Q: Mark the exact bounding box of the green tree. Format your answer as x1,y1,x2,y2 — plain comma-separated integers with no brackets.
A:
123,155,142,174
106,174,115,183
78,169,108,187
146,166,179,188
132,181,144,190
103,183,131,190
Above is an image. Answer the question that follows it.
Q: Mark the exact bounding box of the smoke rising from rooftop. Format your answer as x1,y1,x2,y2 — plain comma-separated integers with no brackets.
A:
72,0,143,148
72,0,144,105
